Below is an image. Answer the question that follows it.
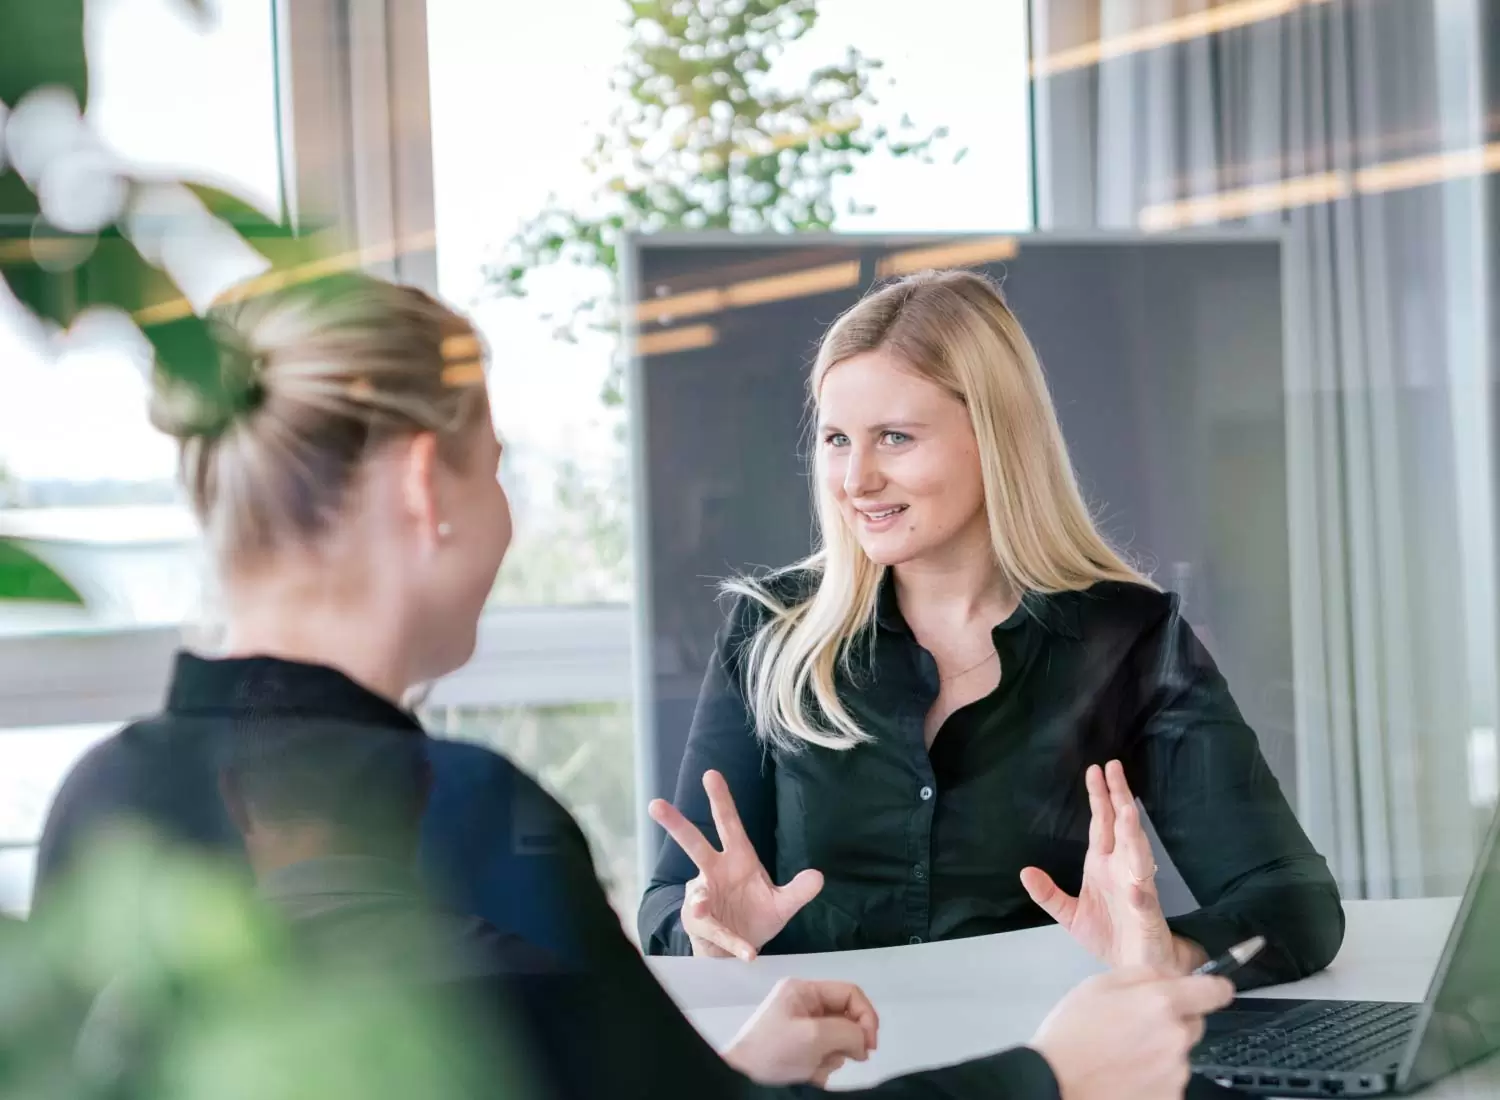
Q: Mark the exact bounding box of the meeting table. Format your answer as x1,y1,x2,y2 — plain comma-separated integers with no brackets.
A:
648,898,1500,1097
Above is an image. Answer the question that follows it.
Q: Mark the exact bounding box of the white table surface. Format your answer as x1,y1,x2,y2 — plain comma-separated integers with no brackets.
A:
647,898,1500,1096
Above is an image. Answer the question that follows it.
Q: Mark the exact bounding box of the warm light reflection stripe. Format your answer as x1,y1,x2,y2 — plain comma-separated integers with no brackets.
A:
636,324,717,356
133,229,436,327
875,236,1020,278
1138,172,1350,230
1138,140,1500,229
441,332,482,362
1354,142,1500,194
1031,0,1335,78
635,261,861,324
440,361,487,387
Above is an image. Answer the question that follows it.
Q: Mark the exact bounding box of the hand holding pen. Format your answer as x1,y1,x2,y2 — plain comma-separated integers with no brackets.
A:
1193,935,1266,979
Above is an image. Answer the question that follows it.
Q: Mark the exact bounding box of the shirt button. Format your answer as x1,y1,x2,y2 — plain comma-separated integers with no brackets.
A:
913,864,926,881
919,785,934,801
908,935,924,945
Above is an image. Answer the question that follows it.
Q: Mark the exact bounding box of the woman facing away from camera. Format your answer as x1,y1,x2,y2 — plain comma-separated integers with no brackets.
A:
639,269,1344,988
33,271,1235,1100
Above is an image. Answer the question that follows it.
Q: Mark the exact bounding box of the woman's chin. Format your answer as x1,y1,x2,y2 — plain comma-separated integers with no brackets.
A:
419,628,481,685
856,535,921,568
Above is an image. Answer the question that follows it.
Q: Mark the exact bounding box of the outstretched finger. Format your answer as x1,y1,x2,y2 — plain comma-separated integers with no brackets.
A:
649,798,719,870
703,770,752,852
1102,762,1156,889
1111,797,1159,902
1086,764,1116,856
1020,866,1079,930
1105,760,1144,820
774,868,824,918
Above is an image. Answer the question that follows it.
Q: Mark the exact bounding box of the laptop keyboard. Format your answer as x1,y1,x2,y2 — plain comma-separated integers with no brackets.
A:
1195,1001,1420,1073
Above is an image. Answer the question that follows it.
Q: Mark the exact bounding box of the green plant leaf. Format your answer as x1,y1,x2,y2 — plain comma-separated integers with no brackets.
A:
0,0,87,108
0,540,86,605
141,309,224,399
181,182,322,268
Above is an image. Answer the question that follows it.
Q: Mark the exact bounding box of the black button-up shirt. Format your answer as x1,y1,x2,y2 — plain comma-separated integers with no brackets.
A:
640,574,1345,988
38,652,1066,1100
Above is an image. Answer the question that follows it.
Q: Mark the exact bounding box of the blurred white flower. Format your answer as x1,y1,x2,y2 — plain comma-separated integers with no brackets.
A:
37,143,129,234
5,87,85,187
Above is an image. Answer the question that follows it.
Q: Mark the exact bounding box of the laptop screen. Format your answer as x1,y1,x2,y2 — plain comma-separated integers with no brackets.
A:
1401,805,1500,1088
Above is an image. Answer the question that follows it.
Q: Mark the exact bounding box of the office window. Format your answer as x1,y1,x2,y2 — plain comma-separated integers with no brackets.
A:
422,701,639,927
425,0,1032,610
0,0,280,636
86,0,282,215
0,721,119,914
425,0,1033,907
1030,0,1500,897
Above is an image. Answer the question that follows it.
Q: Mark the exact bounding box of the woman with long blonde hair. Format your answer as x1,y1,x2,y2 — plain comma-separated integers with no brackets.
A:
640,269,1343,986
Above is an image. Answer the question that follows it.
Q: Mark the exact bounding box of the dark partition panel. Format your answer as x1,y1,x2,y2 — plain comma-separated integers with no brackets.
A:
628,233,1291,899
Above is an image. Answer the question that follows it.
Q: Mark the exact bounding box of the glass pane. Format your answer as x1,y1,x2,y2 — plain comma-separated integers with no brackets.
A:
1029,0,1500,896
0,847,36,917
423,702,638,931
426,0,1031,608
87,0,282,214
0,722,120,845
0,721,119,914
0,0,278,635
0,709,639,920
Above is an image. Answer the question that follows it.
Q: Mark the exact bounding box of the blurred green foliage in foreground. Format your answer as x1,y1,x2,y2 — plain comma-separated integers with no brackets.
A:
1,827,537,1100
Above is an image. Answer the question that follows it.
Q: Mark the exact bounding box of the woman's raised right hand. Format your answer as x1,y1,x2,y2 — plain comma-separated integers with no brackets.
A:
649,769,824,961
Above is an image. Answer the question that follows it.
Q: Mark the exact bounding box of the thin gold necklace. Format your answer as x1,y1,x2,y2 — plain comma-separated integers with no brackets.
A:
940,649,998,682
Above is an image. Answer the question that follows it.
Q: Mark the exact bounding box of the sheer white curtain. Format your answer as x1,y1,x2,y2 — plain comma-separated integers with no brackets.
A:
1030,0,1496,898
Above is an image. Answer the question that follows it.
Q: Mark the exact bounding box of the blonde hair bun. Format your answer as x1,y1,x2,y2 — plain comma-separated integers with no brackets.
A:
153,271,488,566
148,315,266,441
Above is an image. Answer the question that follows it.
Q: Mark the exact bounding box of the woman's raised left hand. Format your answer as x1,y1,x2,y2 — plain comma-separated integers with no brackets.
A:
1020,760,1193,972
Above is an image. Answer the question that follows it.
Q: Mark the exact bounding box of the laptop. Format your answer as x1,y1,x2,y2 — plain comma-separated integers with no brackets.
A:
1191,801,1500,1096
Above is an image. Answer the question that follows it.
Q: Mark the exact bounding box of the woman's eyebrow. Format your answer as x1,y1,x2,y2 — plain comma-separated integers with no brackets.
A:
817,419,929,434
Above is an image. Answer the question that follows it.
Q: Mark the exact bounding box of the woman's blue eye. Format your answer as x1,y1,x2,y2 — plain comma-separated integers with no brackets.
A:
825,433,850,447
882,431,911,445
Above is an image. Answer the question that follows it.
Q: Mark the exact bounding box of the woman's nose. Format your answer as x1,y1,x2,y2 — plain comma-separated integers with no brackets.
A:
843,447,884,495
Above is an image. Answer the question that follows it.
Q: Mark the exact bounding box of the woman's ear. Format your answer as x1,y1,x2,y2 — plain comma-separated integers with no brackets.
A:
399,431,444,549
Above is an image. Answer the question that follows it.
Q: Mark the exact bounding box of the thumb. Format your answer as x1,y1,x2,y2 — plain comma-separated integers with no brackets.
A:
1020,867,1077,927
805,1014,870,1063
810,1054,848,1087
1097,964,1169,989
775,868,824,915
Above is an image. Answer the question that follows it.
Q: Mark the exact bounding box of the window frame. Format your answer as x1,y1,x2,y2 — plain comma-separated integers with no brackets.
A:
0,0,634,730
0,604,631,730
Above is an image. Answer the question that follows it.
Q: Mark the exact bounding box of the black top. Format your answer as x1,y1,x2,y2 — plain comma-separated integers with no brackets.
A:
640,574,1344,988
253,855,562,980
36,651,1064,1100
76,855,562,1099
34,653,586,963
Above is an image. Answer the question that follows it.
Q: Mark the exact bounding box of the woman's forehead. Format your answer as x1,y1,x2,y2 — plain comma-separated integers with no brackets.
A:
818,352,956,422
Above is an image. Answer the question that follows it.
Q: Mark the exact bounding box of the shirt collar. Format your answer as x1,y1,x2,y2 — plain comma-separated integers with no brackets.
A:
257,855,425,905
874,570,1083,641
165,651,424,733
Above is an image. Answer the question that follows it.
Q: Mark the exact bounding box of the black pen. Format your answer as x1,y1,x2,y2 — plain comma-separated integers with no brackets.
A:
1193,935,1266,979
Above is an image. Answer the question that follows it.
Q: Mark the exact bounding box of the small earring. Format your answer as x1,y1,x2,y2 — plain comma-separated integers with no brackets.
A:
437,522,452,539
